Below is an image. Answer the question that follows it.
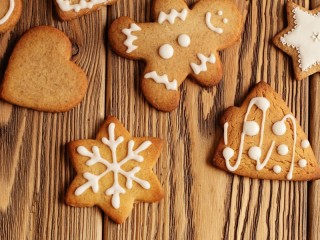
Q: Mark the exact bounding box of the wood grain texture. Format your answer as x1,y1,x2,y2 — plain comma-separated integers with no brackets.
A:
0,0,319,239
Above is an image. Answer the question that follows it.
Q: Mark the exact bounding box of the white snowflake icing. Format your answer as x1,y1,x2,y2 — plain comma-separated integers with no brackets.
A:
75,122,152,209
280,7,320,71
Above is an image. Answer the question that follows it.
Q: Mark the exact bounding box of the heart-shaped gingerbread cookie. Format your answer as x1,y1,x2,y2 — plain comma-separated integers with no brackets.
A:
0,26,88,112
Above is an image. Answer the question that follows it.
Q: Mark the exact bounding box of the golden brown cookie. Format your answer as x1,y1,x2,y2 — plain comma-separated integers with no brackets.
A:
213,82,320,181
0,26,88,112
0,0,22,33
109,0,243,112
65,116,164,224
273,1,320,80
54,0,118,21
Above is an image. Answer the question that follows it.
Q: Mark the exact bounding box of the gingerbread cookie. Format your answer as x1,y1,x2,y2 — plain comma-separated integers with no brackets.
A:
0,0,22,33
65,116,164,224
55,0,118,21
213,82,320,181
109,0,243,111
0,26,88,112
273,1,320,80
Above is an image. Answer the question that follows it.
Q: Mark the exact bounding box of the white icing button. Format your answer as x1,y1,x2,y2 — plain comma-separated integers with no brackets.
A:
272,121,286,136
298,159,307,168
159,44,174,59
248,146,261,161
277,144,289,156
273,165,282,174
223,147,234,161
223,18,228,24
217,10,223,16
243,121,260,136
178,34,191,47
301,139,310,149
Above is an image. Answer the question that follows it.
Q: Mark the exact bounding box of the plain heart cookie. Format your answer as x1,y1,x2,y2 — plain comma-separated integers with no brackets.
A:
213,82,320,181
65,116,164,224
109,0,243,111
0,0,22,33
0,26,88,112
54,0,118,21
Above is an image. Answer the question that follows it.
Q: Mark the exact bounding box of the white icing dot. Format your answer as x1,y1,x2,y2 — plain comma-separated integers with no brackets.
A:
159,44,174,59
277,144,289,156
298,159,307,168
273,165,282,174
178,34,191,47
272,121,286,136
223,18,228,24
248,146,262,161
217,10,223,16
223,147,234,161
243,121,260,136
301,139,310,149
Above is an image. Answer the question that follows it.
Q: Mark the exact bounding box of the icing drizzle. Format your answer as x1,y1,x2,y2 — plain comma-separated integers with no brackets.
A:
56,0,108,12
144,71,178,90
75,123,152,209
222,97,309,180
205,12,223,34
122,23,141,53
0,0,14,25
190,53,216,75
158,9,188,24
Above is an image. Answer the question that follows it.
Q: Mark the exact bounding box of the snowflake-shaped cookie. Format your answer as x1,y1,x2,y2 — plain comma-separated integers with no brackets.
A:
273,2,320,80
65,116,164,224
109,0,243,111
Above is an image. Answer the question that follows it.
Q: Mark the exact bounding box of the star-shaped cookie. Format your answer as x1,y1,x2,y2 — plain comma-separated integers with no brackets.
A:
65,116,164,224
273,1,320,80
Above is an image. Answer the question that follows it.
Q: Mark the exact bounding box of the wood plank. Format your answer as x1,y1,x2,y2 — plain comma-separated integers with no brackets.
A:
308,0,320,239
0,0,106,239
104,0,309,239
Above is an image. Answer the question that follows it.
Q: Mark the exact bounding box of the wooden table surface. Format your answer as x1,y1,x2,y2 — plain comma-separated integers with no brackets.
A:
1,0,320,239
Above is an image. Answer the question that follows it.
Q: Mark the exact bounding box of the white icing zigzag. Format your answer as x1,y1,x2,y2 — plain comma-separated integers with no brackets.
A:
0,0,14,25
158,9,188,24
144,71,178,90
56,0,108,12
190,54,216,75
75,123,152,209
122,23,141,53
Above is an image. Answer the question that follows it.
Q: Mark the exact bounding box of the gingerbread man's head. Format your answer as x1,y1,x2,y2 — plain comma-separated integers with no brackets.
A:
109,0,243,111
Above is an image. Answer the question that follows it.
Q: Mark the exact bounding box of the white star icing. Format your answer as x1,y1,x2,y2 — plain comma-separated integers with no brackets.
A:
280,7,320,71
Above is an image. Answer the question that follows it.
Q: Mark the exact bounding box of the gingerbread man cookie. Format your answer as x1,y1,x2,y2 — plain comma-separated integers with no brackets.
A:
273,1,320,80
109,0,243,111
213,82,320,181
0,0,22,33
65,116,164,224
55,0,118,21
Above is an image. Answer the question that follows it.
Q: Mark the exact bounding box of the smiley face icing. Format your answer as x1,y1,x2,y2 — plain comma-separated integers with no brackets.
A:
273,2,320,80
213,82,320,181
109,0,243,112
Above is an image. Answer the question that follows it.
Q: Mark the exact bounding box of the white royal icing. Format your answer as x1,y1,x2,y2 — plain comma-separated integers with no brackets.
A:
217,10,223,16
206,12,223,34
178,34,191,47
224,122,229,145
158,9,188,24
272,115,297,180
144,71,178,90
273,165,282,174
75,123,152,209
56,0,108,12
223,18,229,24
190,53,216,75
280,7,320,71
277,144,289,156
122,23,141,53
0,0,14,25
159,44,174,59
301,139,310,149
298,159,307,168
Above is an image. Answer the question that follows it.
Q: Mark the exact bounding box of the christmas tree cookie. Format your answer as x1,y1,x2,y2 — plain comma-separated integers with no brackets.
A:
65,116,164,224
0,0,22,33
213,82,320,181
273,1,320,80
109,0,243,111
